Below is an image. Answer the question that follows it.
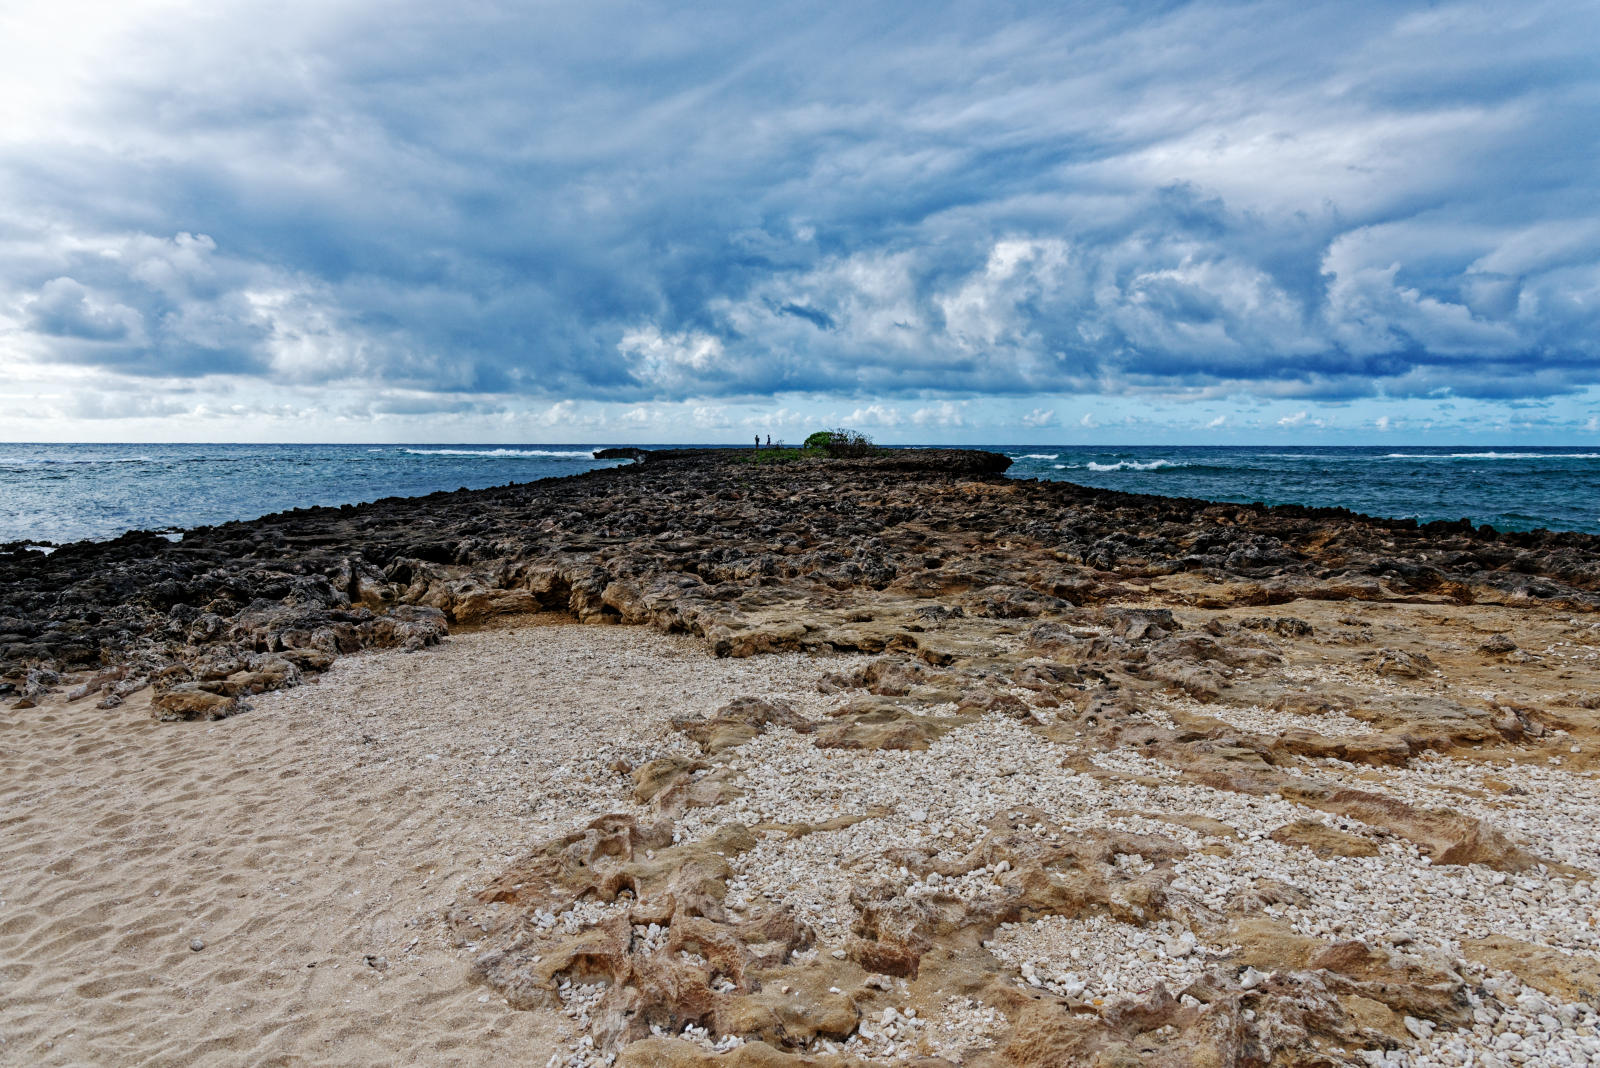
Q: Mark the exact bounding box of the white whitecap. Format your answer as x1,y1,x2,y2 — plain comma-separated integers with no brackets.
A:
1016,453,1060,460
1085,459,1182,472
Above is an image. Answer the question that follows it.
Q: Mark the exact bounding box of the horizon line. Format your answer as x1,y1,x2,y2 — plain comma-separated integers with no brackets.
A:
3,440,1599,449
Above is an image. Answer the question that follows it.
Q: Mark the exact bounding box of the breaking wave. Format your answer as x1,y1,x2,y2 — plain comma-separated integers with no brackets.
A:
1085,459,1184,472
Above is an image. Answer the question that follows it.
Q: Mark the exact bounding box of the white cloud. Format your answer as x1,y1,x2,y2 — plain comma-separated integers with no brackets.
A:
66,390,194,420
690,405,730,429
740,407,808,430
844,404,903,427
1020,407,1057,428
536,400,586,427
618,327,727,387
0,0,192,142
1277,410,1308,427
936,239,1080,354
911,402,965,428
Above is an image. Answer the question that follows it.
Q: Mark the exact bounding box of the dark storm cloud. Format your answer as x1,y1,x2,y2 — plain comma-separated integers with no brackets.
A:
2,0,1597,405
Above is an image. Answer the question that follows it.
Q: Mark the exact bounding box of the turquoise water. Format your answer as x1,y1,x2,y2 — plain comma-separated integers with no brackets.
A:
2,443,1597,545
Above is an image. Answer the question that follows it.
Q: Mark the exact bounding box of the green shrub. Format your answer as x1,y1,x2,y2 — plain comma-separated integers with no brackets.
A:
801,428,878,457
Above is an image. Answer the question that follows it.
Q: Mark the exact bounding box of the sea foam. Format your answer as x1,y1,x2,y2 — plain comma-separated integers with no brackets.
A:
1085,459,1183,472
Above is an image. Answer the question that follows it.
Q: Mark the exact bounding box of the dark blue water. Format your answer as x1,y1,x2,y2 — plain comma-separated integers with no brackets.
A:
2,443,1597,544
1000,446,1600,535
0,444,630,544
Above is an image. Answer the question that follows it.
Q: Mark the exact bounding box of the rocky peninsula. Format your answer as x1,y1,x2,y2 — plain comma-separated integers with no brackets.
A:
3,448,1599,1066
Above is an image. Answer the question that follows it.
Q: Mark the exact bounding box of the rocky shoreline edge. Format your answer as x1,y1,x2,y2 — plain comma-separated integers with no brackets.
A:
3,446,1594,717
4,447,1599,1066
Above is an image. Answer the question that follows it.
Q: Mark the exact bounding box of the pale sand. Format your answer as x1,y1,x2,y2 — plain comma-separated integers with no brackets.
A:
0,618,850,1066
8,614,1600,1066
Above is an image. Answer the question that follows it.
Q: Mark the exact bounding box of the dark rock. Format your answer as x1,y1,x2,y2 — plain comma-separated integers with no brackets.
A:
4,445,1599,730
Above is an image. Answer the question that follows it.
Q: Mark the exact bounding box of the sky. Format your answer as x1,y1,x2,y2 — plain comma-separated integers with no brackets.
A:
1,0,1598,445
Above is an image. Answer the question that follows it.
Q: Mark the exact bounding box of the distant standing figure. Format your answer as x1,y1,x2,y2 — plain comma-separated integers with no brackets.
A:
766,435,772,448
754,435,760,449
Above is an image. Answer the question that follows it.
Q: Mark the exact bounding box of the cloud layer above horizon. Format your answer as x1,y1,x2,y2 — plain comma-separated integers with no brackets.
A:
2,0,1598,440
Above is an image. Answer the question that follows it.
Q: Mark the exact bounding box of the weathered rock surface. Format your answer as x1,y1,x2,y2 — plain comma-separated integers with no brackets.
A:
5,446,1599,714
1461,936,1600,1009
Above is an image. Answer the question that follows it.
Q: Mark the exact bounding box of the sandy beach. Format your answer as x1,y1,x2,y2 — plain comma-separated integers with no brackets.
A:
0,619,861,1065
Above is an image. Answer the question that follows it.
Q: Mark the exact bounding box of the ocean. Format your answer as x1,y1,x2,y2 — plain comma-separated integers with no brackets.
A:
2,443,1598,545
1000,445,1600,535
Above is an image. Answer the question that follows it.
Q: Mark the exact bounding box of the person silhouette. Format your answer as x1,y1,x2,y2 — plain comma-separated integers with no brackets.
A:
754,435,760,449
765,435,772,448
